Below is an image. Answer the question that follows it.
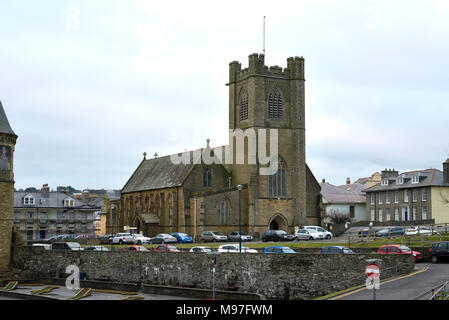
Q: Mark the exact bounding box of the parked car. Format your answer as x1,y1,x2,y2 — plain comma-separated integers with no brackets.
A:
32,243,52,250
75,234,94,240
264,246,296,253
303,226,333,239
217,244,258,253
375,227,405,237
150,234,177,244
100,234,115,244
318,246,354,254
228,232,253,242
261,230,295,242
171,232,194,243
112,233,135,244
405,226,434,236
51,242,84,251
200,231,228,242
126,245,150,252
377,245,423,262
294,228,324,241
84,246,110,251
154,244,181,252
189,246,216,253
428,241,449,263
132,233,152,245
358,228,370,237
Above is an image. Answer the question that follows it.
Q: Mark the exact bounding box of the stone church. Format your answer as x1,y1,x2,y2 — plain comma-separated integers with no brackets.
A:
116,53,321,239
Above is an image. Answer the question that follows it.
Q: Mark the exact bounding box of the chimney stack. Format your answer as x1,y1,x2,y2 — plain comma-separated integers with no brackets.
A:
41,184,50,195
444,159,449,184
346,177,351,185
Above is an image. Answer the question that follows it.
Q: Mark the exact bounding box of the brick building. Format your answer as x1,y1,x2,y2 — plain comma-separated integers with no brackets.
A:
115,54,322,239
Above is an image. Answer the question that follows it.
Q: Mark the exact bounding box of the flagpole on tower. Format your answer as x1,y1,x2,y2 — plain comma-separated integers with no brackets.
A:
263,16,266,56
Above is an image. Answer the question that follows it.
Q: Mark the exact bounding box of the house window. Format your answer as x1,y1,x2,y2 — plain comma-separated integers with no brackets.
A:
203,167,212,187
64,199,75,207
394,208,399,221
404,190,409,203
370,209,375,221
422,188,428,202
397,176,404,184
14,211,20,224
412,189,417,202
394,191,399,204
268,88,283,119
378,209,383,222
386,208,391,221
412,206,417,220
370,193,375,205
422,206,427,220
385,192,390,204
378,192,383,204
412,175,419,184
268,157,286,197
349,206,355,218
381,179,389,186
239,89,249,121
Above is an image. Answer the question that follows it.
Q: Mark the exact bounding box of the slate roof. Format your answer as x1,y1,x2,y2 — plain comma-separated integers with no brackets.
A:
363,169,448,192
14,191,95,209
121,155,194,194
320,182,366,204
0,100,16,136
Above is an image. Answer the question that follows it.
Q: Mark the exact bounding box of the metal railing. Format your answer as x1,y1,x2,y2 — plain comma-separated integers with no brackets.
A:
414,281,449,300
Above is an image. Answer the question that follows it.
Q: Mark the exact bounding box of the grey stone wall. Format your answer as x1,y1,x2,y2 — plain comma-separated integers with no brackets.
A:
12,247,414,299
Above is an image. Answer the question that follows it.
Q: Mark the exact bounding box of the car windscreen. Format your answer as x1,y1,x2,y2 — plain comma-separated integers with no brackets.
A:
213,232,225,235
275,231,287,235
67,243,81,248
398,245,411,251
178,233,188,237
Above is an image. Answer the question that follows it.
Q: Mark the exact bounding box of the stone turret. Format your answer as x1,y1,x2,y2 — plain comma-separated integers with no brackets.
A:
0,100,17,274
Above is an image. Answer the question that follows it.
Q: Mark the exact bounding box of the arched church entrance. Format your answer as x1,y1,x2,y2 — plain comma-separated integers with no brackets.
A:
268,214,288,231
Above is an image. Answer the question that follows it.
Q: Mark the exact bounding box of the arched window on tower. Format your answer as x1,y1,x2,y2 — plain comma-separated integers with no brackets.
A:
268,157,287,197
203,167,212,187
216,197,231,225
268,88,283,119
239,88,248,121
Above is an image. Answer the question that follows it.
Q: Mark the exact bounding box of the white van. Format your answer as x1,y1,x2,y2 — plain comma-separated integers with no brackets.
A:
303,226,333,239
32,243,52,250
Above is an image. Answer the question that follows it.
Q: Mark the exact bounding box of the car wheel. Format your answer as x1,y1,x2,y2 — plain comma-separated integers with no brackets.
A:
213,239,216,243
326,235,331,239
430,255,438,263
309,237,313,241
150,240,153,245
137,241,142,245
119,240,123,245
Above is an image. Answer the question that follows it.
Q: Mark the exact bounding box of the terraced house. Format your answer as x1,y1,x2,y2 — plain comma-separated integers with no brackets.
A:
364,160,449,224
14,184,99,240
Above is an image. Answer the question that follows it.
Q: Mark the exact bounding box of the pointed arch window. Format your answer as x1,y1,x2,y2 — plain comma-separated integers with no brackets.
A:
216,197,231,225
268,88,283,119
268,157,286,197
239,89,249,121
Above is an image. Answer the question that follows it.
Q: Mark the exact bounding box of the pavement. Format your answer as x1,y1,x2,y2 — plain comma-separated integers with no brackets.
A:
0,283,196,300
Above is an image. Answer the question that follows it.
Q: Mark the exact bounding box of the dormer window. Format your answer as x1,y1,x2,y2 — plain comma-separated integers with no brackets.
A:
411,175,419,184
381,179,389,186
396,177,404,184
23,195,35,205
64,198,75,207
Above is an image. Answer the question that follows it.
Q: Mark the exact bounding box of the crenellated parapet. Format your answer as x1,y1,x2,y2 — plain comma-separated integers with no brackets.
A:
229,53,305,83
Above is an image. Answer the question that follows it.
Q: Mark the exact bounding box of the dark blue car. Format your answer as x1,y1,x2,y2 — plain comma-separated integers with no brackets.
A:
264,246,296,253
171,232,193,243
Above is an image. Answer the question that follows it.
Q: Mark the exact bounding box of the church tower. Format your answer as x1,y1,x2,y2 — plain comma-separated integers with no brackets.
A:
227,53,309,235
0,100,17,274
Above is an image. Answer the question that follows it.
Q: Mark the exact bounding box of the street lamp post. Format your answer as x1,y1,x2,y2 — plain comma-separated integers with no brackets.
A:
110,204,115,250
237,184,243,253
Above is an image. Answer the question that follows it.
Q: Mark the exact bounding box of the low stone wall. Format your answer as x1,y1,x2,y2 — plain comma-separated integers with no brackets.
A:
11,247,415,299
350,220,435,227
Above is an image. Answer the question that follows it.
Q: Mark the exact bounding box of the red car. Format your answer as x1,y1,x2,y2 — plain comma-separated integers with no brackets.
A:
154,244,181,252
377,245,423,262
126,245,150,252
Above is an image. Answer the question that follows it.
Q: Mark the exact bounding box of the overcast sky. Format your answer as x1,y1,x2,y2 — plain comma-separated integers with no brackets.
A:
1,0,449,191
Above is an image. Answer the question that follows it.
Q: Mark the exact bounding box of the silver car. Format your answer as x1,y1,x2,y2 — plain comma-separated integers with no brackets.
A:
294,228,324,241
200,231,228,242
